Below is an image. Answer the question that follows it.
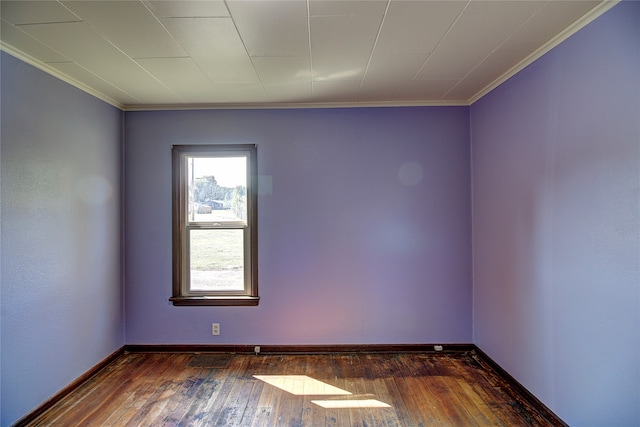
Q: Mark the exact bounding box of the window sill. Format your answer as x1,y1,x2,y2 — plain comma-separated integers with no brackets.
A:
169,296,260,306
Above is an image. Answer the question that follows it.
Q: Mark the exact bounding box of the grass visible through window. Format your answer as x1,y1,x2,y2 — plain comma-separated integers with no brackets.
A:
190,229,243,290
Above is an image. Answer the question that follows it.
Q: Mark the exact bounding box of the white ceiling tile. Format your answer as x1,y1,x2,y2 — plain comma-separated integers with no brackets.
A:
515,1,602,48
442,77,485,101
462,48,525,91
135,57,225,103
252,56,311,83
17,21,129,69
462,0,540,15
1,19,69,62
356,79,415,102
309,0,387,17
310,14,383,55
145,0,229,18
313,80,361,102
356,87,413,103
227,0,309,57
445,0,603,101
405,79,460,101
61,1,187,59
215,83,268,103
354,89,392,103
161,17,243,57
364,54,426,83
414,1,544,80
192,56,259,83
0,1,80,25
374,1,467,55
45,61,141,105
310,14,383,81
161,17,259,82
263,82,313,103
357,55,426,101
18,21,181,102
412,53,466,81
312,60,366,82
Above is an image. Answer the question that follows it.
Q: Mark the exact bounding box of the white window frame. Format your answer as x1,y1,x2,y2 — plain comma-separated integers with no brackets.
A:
170,144,258,306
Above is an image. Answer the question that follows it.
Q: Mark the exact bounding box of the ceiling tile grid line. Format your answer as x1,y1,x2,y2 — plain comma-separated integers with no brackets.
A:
0,38,131,107
356,0,391,100
407,0,471,100
0,13,143,106
2,1,191,104
80,0,242,102
14,19,184,104
0,0,617,110
441,0,549,101
467,0,619,104
225,0,268,102
306,0,315,99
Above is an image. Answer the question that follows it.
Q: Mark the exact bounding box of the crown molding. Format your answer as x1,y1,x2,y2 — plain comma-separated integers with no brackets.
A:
122,99,469,111
469,0,620,105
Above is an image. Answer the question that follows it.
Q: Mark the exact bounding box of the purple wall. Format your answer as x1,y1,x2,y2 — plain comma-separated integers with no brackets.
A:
124,107,472,345
0,52,124,426
470,2,640,426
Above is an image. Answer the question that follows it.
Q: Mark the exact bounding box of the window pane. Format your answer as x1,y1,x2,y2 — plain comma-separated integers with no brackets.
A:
187,156,247,222
189,229,244,291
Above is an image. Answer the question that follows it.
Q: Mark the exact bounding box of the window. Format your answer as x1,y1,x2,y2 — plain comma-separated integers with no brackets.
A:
171,145,258,306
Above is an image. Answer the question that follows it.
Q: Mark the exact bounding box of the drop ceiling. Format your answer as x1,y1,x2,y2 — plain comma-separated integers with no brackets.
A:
0,0,616,110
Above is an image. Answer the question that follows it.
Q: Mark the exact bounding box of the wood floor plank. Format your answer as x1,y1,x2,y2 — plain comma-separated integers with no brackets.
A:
236,379,264,426
120,354,193,426
277,355,306,426
351,354,391,427
32,353,144,425
175,368,226,426
247,360,276,427
301,354,329,427
25,350,564,427
129,355,195,426
418,356,480,426
53,353,160,426
116,354,186,426
365,353,413,427
332,354,365,427
95,356,164,426
459,353,544,426
324,355,352,427
205,357,255,427
393,353,453,425
159,366,211,426
454,378,507,426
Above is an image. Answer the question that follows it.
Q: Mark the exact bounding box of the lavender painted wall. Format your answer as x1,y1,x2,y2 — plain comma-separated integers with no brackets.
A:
124,107,472,345
471,2,640,426
0,52,124,426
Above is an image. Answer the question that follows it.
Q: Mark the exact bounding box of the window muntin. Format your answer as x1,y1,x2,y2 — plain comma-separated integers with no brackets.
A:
171,145,258,306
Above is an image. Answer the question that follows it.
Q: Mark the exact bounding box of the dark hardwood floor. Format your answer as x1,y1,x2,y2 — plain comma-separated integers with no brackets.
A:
27,350,563,426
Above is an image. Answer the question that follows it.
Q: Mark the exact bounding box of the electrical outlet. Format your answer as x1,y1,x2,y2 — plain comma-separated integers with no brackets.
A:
254,346,261,354
434,345,443,351
212,323,220,336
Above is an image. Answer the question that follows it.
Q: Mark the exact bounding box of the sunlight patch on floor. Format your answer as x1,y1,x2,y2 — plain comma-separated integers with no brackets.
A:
253,375,352,396
253,374,392,409
311,399,391,409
